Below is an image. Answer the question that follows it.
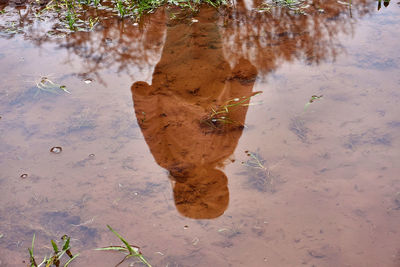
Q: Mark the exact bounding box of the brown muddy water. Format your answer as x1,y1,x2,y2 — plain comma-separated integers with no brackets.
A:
1,0,400,266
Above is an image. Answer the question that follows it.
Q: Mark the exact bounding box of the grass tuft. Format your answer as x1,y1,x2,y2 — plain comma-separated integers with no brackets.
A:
201,91,262,129
27,234,79,267
95,225,152,267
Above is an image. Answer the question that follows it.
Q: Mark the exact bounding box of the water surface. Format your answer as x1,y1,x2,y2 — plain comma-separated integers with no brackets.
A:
0,1,400,266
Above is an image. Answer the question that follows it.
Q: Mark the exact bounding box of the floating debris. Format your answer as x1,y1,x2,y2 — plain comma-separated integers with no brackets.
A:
192,237,199,245
36,77,70,94
20,173,28,179
304,95,323,111
50,146,62,154
201,92,262,129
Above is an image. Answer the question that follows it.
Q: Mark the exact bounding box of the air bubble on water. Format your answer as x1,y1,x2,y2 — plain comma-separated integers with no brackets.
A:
50,146,62,154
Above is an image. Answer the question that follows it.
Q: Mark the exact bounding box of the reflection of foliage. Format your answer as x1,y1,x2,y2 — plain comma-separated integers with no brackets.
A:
0,0,375,79
220,0,374,73
259,0,310,14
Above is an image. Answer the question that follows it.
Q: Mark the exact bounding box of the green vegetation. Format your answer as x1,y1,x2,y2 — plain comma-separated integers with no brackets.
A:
96,225,151,267
26,225,150,266
28,234,79,267
201,92,262,129
256,0,310,14
33,0,229,32
304,94,323,111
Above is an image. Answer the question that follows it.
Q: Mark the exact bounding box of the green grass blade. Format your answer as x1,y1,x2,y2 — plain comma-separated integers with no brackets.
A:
105,225,152,267
51,240,59,253
94,246,128,252
63,253,79,267
137,254,152,267
62,237,70,251
106,225,135,255
32,233,36,254
37,256,47,267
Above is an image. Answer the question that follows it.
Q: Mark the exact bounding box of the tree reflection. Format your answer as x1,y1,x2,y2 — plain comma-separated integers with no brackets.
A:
1,0,376,78
220,0,373,72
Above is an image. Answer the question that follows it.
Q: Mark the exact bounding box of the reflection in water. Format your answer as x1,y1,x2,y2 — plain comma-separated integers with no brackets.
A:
0,0,375,219
0,1,375,78
378,0,391,10
220,0,374,72
131,8,257,219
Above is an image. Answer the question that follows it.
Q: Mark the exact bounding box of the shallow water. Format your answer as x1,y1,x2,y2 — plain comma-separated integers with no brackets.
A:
0,0,400,266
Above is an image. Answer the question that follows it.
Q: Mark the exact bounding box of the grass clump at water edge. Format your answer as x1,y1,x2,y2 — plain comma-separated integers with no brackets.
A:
28,234,79,267
35,0,230,32
95,225,152,267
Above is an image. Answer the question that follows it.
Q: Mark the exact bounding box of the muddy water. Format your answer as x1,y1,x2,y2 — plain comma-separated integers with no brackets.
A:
1,1,400,266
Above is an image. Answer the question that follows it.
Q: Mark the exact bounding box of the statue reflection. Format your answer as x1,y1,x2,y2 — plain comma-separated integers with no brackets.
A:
131,8,257,219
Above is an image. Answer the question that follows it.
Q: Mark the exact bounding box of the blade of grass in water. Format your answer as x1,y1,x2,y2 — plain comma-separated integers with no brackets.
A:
51,240,59,253
101,225,152,267
63,253,79,267
28,234,37,267
95,246,129,252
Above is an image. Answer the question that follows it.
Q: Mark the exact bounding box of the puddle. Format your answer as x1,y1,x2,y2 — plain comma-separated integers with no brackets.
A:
1,1,400,266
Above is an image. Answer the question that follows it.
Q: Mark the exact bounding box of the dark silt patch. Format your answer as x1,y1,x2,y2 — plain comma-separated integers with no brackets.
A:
289,117,309,143
40,211,98,246
387,121,400,128
343,128,392,150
